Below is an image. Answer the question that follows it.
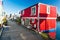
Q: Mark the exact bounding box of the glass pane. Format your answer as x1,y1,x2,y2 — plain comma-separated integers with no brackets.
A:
32,7,36,15
25,19,30,25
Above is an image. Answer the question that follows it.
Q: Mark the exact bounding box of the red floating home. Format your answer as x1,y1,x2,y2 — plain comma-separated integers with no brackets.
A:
20,3,57,39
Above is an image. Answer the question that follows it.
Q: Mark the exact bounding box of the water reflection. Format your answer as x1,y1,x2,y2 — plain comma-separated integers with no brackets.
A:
56,21,60,40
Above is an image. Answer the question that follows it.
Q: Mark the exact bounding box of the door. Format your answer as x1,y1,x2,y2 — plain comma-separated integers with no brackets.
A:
21,19,24,25
25,18,30,26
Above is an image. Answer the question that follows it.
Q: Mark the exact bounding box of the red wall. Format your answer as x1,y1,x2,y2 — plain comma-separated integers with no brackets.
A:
39,5,56,39
39,19,46,31
48,6,57,17
39,4,56,32
39,4,47,17
22,4,38,17
39,4,57,18
21,4,38,30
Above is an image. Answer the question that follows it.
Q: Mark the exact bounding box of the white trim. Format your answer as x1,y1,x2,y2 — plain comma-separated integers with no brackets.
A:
39,3,47,5
39,17,57,19
22,17,37,19
22,17,57,19
31,6,36,15
38,3,56,7
37,3,40,32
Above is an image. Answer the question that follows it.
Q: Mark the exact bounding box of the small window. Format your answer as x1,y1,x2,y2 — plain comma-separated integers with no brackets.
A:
21,10,24,14
47,5,50,14
31,6,36,15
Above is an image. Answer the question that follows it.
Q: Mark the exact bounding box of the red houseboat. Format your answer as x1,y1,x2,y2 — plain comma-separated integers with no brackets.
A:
20,3,57,39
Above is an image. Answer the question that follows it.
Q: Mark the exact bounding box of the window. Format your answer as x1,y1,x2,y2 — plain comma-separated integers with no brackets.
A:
32,19,34,23
31,6,36,15
25,19,30,25
21,10,24,14
47,5,50,14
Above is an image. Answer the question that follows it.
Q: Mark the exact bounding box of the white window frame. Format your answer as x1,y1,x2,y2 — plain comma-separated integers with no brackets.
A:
47,5,50,14
31,6,36,15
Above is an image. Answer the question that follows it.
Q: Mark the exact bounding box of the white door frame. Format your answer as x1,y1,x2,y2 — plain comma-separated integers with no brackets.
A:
21,19,24,25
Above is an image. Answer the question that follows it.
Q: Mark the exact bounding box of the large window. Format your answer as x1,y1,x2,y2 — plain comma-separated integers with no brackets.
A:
31,6,36,15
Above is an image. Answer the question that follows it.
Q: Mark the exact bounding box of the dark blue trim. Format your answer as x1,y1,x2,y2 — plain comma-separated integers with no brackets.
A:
42,28,56,33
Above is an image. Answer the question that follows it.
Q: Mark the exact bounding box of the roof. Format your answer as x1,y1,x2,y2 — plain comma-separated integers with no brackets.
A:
20,3,56,12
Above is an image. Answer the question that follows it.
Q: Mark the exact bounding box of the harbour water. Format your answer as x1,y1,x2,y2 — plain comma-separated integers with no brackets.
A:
56,21,60,40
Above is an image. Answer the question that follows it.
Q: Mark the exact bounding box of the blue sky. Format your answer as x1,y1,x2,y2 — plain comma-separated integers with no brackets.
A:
3,0,60,15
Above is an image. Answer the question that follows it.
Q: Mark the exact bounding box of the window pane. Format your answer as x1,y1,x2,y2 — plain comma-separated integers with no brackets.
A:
25,19,30,25
31,6,36,15
32,7,35,14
